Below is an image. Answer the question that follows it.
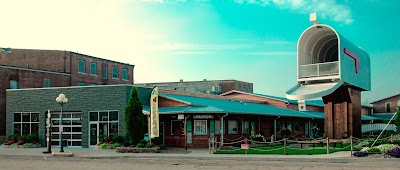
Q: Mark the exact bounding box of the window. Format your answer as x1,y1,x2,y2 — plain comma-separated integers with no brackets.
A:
43,78,51,87
122,69,128,81
88,111,119,146
238,83,241,89
112,66,119,79
78,60,86,73
78,82,85,86
171,120,184,136
276,121,281,132
242,121,249,134
228,120,238,134
194,120,207,135
90,62,97,75
13,112,39,136
215,120,221,135
102,65,108,79
386,103,391,112
292,122,299,132
10,80,18,89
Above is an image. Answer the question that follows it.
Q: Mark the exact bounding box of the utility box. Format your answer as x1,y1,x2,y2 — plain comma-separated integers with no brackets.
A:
286,24,371,100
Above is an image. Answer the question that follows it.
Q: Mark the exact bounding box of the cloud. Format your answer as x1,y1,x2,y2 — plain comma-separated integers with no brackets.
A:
234,0,353,24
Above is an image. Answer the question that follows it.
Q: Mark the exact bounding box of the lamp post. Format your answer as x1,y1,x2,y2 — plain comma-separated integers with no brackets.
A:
56,93,68,152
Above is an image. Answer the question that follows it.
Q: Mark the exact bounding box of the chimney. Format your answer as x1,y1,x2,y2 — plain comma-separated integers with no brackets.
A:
203,79,207,81
179,79,183,82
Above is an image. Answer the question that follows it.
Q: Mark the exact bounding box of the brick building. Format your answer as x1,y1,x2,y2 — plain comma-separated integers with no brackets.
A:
0,48,134,136
371,94,400,114
137,79,253,95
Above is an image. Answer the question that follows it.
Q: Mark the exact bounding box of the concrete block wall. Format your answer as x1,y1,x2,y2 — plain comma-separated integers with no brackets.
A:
6,85,133,148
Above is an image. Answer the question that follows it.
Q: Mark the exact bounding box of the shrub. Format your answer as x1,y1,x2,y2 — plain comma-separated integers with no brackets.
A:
390,140,400,145
113,143,122,147
125,86,145,146
123,141,131,147
353,151,368,157
136,143,145,148
25,134,38,143
250,134,266,142
112,135,124,144
355,141,370,148
138,139,148,145
17,140,24,145
6,134,14,141
145,143,155,148
375,144,398,153
101,143,109,149
361,147,369,152
386,147,400,158
367,147,381,153
98,134,105,142
23,143,35,147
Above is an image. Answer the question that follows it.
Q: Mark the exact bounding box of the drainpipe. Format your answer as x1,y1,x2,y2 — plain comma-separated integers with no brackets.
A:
220,113,229,146
274,116,280,141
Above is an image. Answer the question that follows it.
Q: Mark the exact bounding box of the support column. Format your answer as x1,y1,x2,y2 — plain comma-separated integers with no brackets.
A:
322,86,361,139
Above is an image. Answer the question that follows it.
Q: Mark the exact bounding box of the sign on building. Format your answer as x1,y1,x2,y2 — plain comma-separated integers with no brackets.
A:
150,87,159,138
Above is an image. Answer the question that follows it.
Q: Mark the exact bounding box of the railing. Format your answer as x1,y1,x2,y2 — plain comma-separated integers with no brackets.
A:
299,61,339,78
362,123,397,133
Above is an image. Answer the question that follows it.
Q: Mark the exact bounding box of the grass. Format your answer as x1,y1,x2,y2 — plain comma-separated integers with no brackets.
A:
214,143,361,155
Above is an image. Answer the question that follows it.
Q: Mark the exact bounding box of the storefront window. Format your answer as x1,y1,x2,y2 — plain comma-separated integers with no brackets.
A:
292,122,299,132
194,120,207,135
276,121,281,132
215,120,221,135
228,120,238,134
242,121,249,134
171,120,184,136
13,112,39,136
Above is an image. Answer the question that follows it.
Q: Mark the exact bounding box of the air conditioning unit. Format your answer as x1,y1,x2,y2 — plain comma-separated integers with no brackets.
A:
298,100,307,111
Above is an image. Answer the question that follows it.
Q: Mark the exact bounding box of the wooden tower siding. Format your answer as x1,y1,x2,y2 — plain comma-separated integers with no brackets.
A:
322,86,361,139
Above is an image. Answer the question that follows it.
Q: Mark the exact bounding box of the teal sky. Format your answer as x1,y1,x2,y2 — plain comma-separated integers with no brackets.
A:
1,0,400,102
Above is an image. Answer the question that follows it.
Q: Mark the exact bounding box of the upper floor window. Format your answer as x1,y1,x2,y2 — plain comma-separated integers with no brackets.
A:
112,66,119,79
78,60,86,73
10,80,18,89
238,83,241,89
102,65,108,79
43,78,51,88
122,69,128,81
90,63,97,75
386,103,391,112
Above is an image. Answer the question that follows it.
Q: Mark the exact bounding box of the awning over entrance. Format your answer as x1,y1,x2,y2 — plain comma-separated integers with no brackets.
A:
286,81,343,100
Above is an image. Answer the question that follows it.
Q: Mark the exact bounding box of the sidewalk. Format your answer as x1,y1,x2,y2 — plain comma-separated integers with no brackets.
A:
0,146,353,160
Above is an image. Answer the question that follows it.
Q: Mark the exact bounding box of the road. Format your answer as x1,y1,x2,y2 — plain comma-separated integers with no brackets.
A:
0,156,398,170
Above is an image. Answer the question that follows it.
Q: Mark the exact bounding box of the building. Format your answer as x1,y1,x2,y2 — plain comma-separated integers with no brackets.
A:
0,47,134,136
137,79,253,95
6,85,381,148
371,93,400,114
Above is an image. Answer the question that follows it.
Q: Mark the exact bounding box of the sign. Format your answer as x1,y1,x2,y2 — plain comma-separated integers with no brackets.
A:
241,144,249,150
193,115,214,119
178,114,184,120
150,87,159,138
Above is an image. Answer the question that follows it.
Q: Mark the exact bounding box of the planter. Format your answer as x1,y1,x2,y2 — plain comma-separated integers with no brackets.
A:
116,147,160,153
96,145,116,149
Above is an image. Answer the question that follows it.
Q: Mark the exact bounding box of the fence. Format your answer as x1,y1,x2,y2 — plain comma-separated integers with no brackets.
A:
362,124,397,133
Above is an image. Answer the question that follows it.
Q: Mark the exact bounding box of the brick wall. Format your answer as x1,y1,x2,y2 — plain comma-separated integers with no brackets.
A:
70,53,134,86
6,85,132,147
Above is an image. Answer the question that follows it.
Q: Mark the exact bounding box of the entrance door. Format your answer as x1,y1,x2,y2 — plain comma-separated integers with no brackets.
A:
158,122,165,145
90,124,98,145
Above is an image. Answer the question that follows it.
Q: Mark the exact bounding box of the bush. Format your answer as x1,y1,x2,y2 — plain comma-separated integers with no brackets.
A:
6,134,14,141
361,147,369,152
353,151,368,157
123,141,131,147
145,143,155,148
98,134,105,142
250,134,266,142
356,141,370,148
138,139,148,145
17,140,24,145
113,143,122,147
101,143,109,149
25,134,38,143
136,143,145,148
375,144,398,153
386,147,400,158
367,147,381,153
112,135,124,144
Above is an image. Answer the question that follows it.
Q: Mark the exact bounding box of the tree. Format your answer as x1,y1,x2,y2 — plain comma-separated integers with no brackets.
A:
394,106,400,134
124,86,145,145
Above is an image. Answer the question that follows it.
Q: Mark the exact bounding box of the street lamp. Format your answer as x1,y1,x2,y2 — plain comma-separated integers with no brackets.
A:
56,93,68,152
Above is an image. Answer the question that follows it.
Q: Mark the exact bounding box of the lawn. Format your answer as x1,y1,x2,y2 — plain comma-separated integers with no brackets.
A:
214,143,361,155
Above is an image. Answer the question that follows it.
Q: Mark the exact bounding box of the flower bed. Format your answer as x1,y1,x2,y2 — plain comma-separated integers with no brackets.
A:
3,143,41,148
116,146,160,153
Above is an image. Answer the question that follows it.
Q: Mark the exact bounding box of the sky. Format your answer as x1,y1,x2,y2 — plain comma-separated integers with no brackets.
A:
1,0,400,103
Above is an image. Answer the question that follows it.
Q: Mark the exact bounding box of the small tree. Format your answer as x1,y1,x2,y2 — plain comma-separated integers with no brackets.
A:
124,86,145,145
394,106,400,134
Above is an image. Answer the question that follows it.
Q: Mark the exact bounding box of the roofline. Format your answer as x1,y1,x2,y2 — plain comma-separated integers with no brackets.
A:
220,90,289,103
159,95,192,106
371,93,400,104
0,65,71,76
136,79,253,85
1,47,134,67
6,84,135,91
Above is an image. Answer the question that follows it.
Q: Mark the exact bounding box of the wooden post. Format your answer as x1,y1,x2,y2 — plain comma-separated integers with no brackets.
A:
350,136,353,157
284,138,287,155
148,115,151,144
326,137,330,154
208,138,211,154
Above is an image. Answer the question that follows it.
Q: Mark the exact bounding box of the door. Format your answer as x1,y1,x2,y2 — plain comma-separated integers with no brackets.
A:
90,123,98,145
158,122,165,145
